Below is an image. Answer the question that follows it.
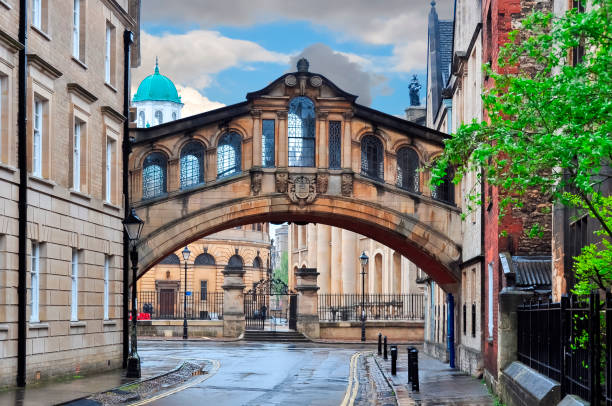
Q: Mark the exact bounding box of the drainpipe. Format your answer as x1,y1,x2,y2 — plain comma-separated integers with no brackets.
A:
122,30,134,368
16,0,28,387
447,292,455,368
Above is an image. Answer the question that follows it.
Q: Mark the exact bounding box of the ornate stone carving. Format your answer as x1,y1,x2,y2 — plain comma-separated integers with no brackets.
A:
250,109,262,118
288,175,316,207
316,173,328,194
276,110,288,120
342,110,354,121
285,75,297,87
275,171,289,193
251,171,263,195
310,75,323,87
341,173,353,196
316,110,328,120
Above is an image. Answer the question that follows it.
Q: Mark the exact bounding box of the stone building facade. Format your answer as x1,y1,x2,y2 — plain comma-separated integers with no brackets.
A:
136,223,271,297
0,0,141,387
287,224,423,295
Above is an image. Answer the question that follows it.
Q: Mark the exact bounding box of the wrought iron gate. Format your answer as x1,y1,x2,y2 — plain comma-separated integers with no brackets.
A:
244,277,297,331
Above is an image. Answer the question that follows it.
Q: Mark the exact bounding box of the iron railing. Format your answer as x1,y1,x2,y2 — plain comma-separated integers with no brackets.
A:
318,294,424,322
137,291,223,320
517,292,607,404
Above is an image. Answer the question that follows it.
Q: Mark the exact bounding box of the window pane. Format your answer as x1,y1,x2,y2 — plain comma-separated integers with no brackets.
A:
262,119,275,168
104,256,109,320
71,249,78,321
138,111,145,128
397,147,419,192
33,101,43,177
180,141,204,188
217,132,241,179
142,153,167,199
106,140,112,202
155,110,163,125
288,97,315,167
328,121,341,169
360,135,384,180
73,122,80,191
73,0,80,58
105,25,111,83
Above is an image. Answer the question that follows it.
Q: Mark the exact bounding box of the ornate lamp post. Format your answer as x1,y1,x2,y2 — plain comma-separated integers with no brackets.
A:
359,251,369,342
181,246,191,339
123,208,144,378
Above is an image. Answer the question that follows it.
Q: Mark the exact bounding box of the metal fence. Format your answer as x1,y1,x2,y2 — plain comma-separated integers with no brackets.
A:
318,294,424,322
517,291,609,404
137,291,223,320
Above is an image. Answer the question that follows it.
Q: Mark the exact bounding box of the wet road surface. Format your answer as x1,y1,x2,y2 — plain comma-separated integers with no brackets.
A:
138,340,372,406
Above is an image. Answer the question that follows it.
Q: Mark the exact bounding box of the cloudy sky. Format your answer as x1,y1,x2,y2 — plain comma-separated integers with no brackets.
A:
136,0,454,118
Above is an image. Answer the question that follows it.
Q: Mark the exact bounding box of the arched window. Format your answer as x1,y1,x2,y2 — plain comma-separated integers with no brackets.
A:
252,256,262,268
288,97,315,167
138,111,145,128
361,135,384,180
172,111,177,121
159,253,180,265
397,147,420,192
194,253,215,266
142,152,167,199
227,254,243,268
431,167,455,204
180,141,204,189
217,132,241,179
155,110,163,125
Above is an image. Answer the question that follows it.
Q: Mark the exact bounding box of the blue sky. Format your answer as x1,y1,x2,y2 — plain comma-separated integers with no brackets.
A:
136,0,454,118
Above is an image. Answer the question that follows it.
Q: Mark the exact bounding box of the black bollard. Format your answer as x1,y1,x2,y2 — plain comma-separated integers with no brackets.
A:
407,346,415,383
409,348,419,392
390,345,398,375
378,333,382,355
383,336,388,360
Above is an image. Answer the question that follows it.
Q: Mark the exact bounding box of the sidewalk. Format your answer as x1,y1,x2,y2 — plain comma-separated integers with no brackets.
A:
374,348,494,406
0,370,133,406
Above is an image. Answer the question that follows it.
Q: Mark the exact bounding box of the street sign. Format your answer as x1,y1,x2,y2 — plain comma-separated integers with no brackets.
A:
186,291,191,296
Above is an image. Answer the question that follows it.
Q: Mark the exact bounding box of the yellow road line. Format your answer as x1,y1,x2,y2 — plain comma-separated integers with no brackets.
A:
340,351,363,406
129,359,220,406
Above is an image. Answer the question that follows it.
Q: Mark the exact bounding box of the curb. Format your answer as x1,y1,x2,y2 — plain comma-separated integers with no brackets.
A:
373,354,404,406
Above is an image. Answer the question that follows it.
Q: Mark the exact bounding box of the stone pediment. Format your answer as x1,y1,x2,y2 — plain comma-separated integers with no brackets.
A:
246,68,358,103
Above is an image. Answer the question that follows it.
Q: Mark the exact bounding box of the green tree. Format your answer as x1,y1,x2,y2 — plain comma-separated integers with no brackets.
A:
274,251,289,286
431,0,612,294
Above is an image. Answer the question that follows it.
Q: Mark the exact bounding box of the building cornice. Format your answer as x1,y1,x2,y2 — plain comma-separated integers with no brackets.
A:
100,0,137,29
26,54,62,79
0,29,23,53
67,83,98,104
101,106,127,123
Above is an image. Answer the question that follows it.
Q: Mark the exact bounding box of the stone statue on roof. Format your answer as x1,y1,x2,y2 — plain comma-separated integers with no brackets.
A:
409,75,422,106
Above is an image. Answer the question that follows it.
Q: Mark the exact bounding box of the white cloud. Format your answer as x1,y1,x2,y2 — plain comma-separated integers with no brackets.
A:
134,30,290,91
142,0,455,72
177,85,226,117
289,44,388,106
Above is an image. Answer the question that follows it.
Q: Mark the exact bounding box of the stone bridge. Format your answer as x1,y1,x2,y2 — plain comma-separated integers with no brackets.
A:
128,59,462,290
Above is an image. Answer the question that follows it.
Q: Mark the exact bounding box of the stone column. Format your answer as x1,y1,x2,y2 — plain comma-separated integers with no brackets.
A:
330,227,342,294
167,158,179,192
295,267,320,338
277,111,288,167
307,223,317,266
497,288,531,375
251,110,262,167
341,229,357,294
222,266,246,337
316,224,331,294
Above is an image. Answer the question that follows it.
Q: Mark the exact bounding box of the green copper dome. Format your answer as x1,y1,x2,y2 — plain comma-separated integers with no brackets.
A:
133,59,182,104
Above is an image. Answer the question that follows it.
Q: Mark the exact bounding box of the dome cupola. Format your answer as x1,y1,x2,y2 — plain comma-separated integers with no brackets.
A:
133,58,182,104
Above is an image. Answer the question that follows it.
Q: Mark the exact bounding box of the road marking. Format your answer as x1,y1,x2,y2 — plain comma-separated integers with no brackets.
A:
340,351,363,406
129,359,220,405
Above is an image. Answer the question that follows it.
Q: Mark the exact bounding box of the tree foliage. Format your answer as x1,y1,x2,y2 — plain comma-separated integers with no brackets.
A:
431,0,611,293
274,251,289,286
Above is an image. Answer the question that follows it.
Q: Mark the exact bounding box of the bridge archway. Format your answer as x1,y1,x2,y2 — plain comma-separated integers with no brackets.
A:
129,59,462,290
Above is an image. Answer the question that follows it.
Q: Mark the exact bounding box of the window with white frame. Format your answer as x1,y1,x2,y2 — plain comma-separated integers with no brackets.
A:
30,242,40,322
32,98,43,177
73,0,80,58
73,120,82,191
104,255,110,320
105,139,114,202
105,22,115,85
71,249,79,321
32,0,42,30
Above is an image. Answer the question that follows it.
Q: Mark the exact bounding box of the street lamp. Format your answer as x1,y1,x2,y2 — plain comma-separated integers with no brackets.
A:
123,208,144,378
181,246,191,339
359,251,369,342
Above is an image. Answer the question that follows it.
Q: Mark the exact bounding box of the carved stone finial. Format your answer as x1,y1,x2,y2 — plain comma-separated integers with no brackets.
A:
297,58,309,73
